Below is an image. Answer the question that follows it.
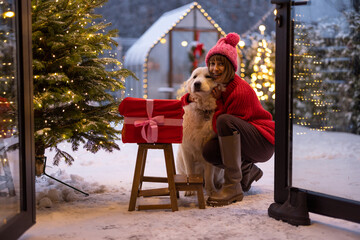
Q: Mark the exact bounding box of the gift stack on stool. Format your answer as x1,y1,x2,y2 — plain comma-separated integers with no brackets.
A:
119,97,205,211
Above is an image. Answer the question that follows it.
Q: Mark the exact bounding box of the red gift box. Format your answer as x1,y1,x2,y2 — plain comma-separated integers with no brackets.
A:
118,97,184,143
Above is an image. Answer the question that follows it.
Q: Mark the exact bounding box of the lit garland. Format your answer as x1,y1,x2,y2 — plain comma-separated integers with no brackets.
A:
141,2,225,99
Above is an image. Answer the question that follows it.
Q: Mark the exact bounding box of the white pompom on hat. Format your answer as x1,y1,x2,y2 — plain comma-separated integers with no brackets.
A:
205,32,240,71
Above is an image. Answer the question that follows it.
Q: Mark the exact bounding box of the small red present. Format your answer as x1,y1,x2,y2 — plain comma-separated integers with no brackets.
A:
118,97,184,143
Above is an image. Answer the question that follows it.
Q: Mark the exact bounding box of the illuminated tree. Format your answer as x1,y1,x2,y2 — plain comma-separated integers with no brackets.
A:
32,0,135,165
242,25,275,117
326,10,360,134
0,1,16,139
291,16,334,132
292,9,359,134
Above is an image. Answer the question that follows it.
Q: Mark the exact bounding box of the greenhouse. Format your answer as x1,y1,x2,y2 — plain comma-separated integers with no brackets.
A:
124,2,224,99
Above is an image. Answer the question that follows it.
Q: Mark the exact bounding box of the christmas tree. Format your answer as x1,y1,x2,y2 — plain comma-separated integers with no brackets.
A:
339,10,360,134
0,1,16,139
322,10,360,134
292,9,359,134
291,19,329,132
32,0,135,165
242,26,276,117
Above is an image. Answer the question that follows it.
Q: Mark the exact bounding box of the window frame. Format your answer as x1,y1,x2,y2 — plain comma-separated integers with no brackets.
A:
0,0,35,238
272,0,360,224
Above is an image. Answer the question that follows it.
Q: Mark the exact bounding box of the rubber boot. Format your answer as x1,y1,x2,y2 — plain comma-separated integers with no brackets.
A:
207,132,243,206
268,189,311,226
241,161,263,192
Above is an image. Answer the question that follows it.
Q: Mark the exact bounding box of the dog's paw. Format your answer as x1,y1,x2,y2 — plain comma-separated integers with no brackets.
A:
184,190,196,196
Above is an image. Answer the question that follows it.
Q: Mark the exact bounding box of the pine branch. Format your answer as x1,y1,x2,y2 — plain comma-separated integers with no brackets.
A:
54,147,74,165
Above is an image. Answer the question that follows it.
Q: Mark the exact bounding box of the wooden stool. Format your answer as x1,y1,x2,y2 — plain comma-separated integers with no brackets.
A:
174,174,205,209
128,143,205,211
128,143,179,211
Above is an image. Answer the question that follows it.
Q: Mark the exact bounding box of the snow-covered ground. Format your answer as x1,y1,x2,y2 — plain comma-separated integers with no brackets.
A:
19,126,360,240
292,125,360,201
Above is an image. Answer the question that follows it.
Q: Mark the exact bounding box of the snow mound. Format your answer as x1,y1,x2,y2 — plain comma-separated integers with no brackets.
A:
36,169,108,208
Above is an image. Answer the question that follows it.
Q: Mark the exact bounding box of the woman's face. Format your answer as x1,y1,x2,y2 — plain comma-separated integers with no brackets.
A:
208,58,226,83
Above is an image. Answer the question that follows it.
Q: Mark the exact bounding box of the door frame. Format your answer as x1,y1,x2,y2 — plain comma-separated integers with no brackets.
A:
271,0,360,223
0,0,35,239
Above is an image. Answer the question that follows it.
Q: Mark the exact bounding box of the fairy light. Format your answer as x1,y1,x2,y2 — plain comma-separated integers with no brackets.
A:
181,41,188,47
259,25,266,35
3,11,15,18
239,40,245,49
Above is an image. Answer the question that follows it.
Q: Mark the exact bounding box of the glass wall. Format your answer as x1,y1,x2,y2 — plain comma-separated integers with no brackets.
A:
0,0,20,227
291,0,360,201
171,30,194,97
147,34,170,99
171,30,218,99
147,29,219,100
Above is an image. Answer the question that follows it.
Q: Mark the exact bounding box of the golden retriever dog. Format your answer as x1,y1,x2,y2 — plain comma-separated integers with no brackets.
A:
176,67,224,196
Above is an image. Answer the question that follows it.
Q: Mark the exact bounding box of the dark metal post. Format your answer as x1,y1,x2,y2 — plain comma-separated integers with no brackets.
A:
270,0,360,224
271,0,292,203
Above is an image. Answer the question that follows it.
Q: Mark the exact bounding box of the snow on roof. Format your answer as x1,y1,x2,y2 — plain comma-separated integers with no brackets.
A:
124,2,197,68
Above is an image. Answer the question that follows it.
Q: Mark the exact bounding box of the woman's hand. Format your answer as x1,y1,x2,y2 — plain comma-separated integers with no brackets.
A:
188,94,195,102
212,86,222,100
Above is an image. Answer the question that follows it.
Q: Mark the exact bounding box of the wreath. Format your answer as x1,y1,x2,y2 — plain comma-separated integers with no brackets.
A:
188,41,205,72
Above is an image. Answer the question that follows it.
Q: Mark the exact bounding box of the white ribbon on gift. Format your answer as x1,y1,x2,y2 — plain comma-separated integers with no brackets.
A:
123,99,183,143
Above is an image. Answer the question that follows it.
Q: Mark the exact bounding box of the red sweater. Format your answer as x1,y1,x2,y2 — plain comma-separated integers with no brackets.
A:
181,74,275,145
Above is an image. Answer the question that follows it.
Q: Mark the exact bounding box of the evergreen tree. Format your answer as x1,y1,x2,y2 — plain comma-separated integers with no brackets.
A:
335,10,360,134
291,9,360,134
291,20,331,131
0,1,16,139
311,17,350,133
242,30,276,117
32,0,135,165
300,10,360,134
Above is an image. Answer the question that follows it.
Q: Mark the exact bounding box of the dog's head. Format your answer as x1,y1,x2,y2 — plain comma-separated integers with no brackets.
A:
185,67,218,97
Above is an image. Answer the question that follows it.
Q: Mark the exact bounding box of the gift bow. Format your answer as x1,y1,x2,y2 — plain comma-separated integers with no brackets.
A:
134,115,164,143
133,99,164,143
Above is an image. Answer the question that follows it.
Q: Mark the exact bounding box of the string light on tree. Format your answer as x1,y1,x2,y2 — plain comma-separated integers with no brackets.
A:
238,40,246,78
249,25,275,102
292,13,334,133
31,0,136,166
0,1,17,139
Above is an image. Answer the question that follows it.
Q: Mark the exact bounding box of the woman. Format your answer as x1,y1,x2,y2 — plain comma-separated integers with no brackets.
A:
183,33,274,206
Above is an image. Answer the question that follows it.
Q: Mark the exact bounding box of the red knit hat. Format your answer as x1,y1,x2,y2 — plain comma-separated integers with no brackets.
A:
205,32,240,71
